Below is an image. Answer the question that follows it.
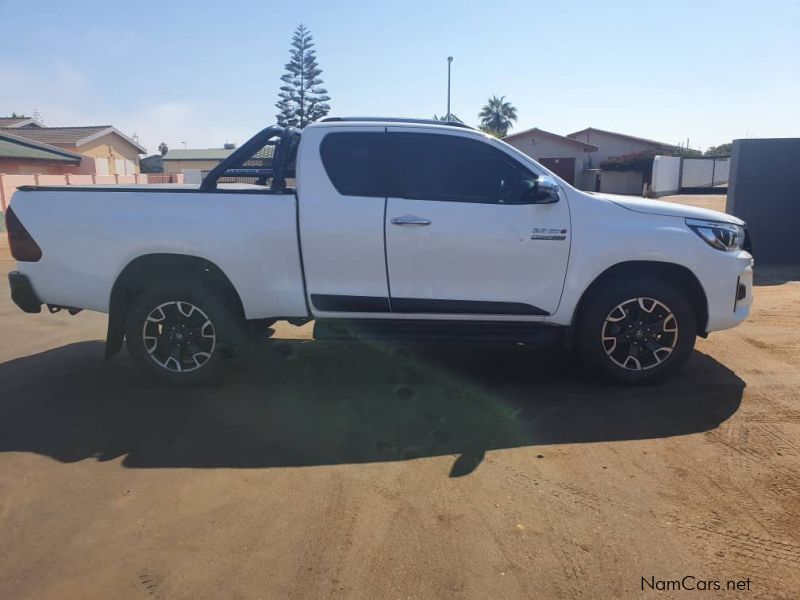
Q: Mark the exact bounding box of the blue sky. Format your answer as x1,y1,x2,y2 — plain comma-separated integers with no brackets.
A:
1,0,798,154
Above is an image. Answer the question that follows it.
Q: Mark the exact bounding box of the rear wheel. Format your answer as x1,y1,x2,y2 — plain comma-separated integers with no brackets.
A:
578,278,697,384
125,285,241,386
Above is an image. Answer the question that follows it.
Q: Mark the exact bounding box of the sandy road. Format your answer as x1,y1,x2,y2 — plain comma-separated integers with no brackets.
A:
0,196,798,599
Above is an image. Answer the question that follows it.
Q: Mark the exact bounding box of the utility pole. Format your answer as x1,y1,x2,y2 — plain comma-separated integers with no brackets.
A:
446,56,453,121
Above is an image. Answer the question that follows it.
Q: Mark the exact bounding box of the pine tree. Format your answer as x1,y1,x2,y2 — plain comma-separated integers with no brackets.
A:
276,24,331,127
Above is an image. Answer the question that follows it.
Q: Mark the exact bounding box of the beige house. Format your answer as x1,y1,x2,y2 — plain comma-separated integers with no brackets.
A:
503,127,598,185
0,119,146,175
162,148,236,174
566,128,683,194
567,128,680,165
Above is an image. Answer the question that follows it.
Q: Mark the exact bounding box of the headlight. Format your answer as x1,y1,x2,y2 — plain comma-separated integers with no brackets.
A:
686,218,746,252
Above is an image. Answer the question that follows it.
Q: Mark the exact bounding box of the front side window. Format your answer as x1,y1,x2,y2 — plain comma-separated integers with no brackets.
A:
388,133,536,204
320,132,388,197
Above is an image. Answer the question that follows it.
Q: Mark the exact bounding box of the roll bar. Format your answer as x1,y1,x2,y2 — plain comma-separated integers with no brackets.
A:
199,125,300,192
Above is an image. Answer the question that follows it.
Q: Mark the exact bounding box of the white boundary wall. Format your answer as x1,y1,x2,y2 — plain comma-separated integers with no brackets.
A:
651,156,681,197
0,173,184,210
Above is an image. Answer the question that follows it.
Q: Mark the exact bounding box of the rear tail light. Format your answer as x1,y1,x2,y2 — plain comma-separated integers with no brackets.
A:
5,207,42,262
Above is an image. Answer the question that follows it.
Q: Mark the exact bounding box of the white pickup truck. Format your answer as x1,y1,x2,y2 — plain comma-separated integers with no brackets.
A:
6,118,753,385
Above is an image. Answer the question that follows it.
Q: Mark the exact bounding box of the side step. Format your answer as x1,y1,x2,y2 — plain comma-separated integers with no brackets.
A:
313,319,557,343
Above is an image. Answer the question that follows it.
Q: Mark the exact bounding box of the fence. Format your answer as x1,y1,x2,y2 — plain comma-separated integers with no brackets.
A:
679,157,730,193
727,138,800,264
0,172,185,210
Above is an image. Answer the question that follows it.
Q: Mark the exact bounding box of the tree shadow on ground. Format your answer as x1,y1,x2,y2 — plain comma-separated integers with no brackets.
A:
0,337,744,476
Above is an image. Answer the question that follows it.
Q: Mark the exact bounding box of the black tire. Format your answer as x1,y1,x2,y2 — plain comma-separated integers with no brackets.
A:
125,284,242,386
577,277,697,385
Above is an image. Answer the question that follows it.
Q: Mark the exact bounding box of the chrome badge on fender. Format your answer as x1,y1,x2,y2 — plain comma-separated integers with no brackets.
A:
531,228,568,241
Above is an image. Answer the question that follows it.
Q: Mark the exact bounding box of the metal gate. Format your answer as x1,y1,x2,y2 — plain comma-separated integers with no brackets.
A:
679,157,730,193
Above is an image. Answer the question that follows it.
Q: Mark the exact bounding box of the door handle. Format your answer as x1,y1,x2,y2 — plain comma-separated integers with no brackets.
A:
391,215,432,226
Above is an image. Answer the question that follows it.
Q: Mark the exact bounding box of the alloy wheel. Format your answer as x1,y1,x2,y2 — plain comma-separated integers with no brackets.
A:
141,300,216,373
601,297,678,371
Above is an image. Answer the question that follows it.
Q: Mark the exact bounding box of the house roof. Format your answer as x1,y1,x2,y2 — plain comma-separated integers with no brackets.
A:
0,131,82,163
162,148,236,161
503,127,599,151
567,127,680,150
0,117,43,128
0,125,147,154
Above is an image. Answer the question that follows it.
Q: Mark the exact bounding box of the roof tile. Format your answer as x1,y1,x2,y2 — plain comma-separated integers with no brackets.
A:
0,131,82,163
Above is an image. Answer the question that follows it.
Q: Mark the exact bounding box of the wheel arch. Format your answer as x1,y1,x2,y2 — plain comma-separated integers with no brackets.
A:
105,253,245,358
572,260,709,335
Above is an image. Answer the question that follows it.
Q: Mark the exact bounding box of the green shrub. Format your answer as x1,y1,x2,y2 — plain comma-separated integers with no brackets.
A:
600,150,658,173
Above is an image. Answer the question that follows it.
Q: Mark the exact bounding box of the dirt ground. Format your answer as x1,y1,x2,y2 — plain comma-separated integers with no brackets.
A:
1,195,799,599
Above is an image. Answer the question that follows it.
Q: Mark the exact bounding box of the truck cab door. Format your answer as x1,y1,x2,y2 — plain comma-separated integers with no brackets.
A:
297,126,392,315
384,128,571,317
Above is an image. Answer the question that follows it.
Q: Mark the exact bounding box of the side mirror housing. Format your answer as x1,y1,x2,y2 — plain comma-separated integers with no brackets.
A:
530,176,560,204
520,176,560,204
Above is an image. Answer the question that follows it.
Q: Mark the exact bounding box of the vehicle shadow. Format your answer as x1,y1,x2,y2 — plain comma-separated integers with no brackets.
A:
0,338,744,477
753,264,800,286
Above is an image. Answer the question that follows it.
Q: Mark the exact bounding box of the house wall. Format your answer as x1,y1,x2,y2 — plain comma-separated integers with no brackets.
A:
598,171,644,196
163,159,223,174
504,133,591,184
0,156,107,176
75,132,141,175
0,160,77,175
181,169,204,184
569,130,665,164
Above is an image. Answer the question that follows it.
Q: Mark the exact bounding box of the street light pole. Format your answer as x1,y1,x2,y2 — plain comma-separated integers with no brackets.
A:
446,56,453,121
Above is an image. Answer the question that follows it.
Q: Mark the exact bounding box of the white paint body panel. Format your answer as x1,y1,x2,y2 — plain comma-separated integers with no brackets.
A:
12,188,307,319
9,120,753,336
296,124,389,316
385,197,569,314
384,125,570,316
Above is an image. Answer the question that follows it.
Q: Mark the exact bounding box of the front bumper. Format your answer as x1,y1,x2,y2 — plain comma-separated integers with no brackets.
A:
8,271,42,313
694,251,753,333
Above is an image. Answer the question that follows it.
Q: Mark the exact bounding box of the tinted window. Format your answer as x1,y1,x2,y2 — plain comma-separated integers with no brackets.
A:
320,132,388,197
388,133,536,204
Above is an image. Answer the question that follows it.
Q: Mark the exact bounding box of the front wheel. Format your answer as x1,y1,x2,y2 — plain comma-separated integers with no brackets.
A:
125,285,240,386
577,278,697,385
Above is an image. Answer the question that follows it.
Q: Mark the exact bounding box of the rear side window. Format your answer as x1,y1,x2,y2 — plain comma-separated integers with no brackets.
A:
320,132,388,197
388,133,535,204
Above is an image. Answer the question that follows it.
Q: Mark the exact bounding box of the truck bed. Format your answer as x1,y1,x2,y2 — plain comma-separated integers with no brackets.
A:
9,186,308,319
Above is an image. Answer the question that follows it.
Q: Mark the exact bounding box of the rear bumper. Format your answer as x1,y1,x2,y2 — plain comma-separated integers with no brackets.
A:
8,271,42,313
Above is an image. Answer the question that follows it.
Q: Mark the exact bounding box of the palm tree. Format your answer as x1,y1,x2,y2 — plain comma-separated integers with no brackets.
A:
478,95,518,137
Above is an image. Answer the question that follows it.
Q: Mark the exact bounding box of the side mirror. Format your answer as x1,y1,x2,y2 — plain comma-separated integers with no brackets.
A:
529,176,560,204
